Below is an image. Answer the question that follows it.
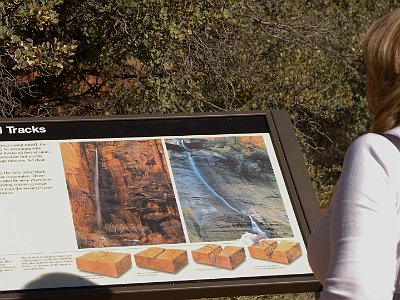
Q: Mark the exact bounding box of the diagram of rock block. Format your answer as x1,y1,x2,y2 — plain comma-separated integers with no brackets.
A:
191,244,246,270
75,251,132,277
134,247,189,273
248,240,302,264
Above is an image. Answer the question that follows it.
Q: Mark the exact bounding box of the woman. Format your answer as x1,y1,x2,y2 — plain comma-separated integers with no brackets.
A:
307,9,400,300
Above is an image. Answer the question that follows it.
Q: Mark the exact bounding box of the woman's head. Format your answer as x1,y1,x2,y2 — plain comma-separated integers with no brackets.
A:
363,9,400,132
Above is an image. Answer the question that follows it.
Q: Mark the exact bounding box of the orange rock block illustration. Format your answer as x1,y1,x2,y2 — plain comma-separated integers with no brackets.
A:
192,245,246,270
76,251,132,277
214,246,246,269
134,247,188,273
248,240,278,261
270,241,302,264
249,240,302,264
191,244,222,266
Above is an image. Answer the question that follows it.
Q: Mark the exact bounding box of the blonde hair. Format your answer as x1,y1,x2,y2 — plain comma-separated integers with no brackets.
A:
362,9,400,132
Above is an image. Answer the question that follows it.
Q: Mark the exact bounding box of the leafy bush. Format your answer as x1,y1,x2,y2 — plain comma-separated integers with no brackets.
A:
1,0,398,205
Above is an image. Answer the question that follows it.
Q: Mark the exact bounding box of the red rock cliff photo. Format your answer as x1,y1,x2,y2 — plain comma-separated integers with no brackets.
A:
60,139,186,248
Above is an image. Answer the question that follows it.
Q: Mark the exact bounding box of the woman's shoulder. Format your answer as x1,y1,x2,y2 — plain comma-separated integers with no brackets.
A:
342,128,400,203
345,128,400,173
349,128,400,155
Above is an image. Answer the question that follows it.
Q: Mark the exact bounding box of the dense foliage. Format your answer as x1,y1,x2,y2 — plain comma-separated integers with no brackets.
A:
206,136,273,182
1,0,399,205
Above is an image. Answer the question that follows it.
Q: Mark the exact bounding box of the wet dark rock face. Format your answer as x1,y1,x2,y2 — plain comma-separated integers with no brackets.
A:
60,140,185,248
166,137,293,243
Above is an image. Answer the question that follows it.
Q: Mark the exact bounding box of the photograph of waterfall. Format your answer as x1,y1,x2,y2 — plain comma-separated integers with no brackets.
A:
165,135,293,243
60,140,186,249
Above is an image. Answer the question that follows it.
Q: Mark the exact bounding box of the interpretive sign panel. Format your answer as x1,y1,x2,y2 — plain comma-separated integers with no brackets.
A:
0,111,321,299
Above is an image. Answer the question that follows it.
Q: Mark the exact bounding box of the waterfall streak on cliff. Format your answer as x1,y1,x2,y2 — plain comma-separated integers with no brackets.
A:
94,148,103,229
188,153,242,215
181,140,266,237
250,216,267,236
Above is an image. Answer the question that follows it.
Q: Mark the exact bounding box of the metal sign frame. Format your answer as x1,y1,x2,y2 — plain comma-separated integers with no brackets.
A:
0,110,321,299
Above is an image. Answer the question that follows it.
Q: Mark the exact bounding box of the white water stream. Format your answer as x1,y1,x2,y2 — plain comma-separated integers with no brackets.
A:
94,147,103,229
180,140,267,237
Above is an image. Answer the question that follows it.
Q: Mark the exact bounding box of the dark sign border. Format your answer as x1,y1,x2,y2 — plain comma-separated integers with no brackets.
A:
0,110,321,299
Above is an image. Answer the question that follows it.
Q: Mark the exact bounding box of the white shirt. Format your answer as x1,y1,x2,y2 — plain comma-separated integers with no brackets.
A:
307,127,400,299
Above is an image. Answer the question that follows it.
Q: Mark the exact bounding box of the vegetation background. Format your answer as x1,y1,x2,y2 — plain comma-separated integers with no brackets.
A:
1,0,399,299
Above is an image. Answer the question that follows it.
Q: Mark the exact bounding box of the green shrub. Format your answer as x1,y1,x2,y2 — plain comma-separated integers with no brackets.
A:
1,0,398,205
